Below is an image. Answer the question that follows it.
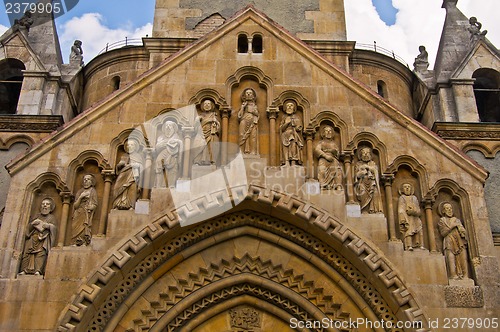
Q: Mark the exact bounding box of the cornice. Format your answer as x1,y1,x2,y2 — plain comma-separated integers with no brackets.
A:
0,115,63,133
432,122,500,140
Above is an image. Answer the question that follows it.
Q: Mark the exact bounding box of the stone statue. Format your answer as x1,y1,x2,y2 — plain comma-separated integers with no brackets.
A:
70,40,84,66
314,125,343,190
467,17,487,41
13,11,34,31
398,183,424,251
71,174,98,246
438,202,469,280
112,139,143,210
238,88,259,155
193,99,221,165
19,198,57,275
155,121,183,187
280,100,304,166
413,45,429,71
354,146,383,214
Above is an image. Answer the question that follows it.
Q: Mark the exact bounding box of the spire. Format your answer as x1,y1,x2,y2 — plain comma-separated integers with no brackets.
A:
434,0,472,82
25,0,63,69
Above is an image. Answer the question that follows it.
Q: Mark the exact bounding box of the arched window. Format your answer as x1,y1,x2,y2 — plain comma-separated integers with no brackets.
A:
111,76,121,91
377,80,387,98
0,58,25,115
473,68,500,122
237,34,248,53
252,34,263,53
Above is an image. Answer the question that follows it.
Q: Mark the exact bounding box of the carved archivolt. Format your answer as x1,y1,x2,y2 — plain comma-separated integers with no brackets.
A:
386,155,429,192
0,134,34,150
133,254,350,331
462,142,500,159
57,186,428,332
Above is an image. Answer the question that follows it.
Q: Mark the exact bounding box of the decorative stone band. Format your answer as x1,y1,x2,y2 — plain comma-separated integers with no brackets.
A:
0,115,63,132
57,185,429,331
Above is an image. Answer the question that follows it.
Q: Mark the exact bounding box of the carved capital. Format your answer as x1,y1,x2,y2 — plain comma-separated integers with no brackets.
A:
220,107,232,119
303,127,316,140
266,106,279,120
181,126,195,138
423,197,435,209
60,191,73,204
101,169,116,182
381,175,395,186
340,153,353,163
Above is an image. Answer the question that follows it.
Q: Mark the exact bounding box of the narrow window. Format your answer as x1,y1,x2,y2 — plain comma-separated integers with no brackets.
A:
0,58,25,115
377,80,387,98
111,76,121,91
252,34,263,53
238,34,248,53
473,68,500,122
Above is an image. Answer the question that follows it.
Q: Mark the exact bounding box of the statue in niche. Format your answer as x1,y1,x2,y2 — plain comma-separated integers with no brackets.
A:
155,121,183,187
71,174,98,246
112,139,143,210
193,99,221,165
398,183,424,251
438,202,469,280
69,40,84,65
280,100,304,166
19,198,57,275
354,146,383,214
314,125,343,190
238,88,259,155
413,45,429,71
467,16,487,41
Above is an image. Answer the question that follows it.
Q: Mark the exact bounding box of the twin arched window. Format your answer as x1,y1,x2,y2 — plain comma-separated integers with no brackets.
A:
237,34,263,54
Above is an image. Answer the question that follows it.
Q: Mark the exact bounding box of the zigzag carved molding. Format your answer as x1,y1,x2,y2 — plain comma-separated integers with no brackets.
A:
57,185,427,331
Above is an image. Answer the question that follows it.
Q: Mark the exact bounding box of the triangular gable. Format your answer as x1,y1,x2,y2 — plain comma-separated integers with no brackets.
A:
451,39,500,79
0,30,47,72
6,7,488,182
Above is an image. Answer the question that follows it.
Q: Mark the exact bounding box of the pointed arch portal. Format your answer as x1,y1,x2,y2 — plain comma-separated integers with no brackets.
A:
57,188,428,331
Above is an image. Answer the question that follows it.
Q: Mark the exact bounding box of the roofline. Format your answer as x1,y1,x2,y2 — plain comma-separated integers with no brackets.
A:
6,7,488,182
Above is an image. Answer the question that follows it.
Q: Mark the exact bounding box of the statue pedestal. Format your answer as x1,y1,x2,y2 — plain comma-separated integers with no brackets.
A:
445,279,483,308
345,213,388,243
151,158,248,227
135,199,150,215
304,184,346,221
265,165,305,196
106,209,150,238
346,203,361,217
243,154,267,185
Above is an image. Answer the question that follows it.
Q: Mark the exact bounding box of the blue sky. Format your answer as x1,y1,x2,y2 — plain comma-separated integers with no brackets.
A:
371,0,398,26
0,1,155,28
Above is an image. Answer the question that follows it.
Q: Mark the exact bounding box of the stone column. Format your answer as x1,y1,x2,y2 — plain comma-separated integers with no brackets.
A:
57,191,73,247
382,175,398,241
304,129,315,179
181,127,195,179
267,106,279,166
341,153,355,203
220,108,231,165
141,148,153,199
98,170,115,236
451,78,479,122
423,198,437,252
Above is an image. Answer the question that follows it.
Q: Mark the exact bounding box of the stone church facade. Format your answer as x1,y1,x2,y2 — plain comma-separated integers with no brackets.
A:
0,0,498,331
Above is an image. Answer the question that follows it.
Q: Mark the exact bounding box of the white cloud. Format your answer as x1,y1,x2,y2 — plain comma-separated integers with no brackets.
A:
0,24,9,36
58,13,152,63
345,0,499,68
